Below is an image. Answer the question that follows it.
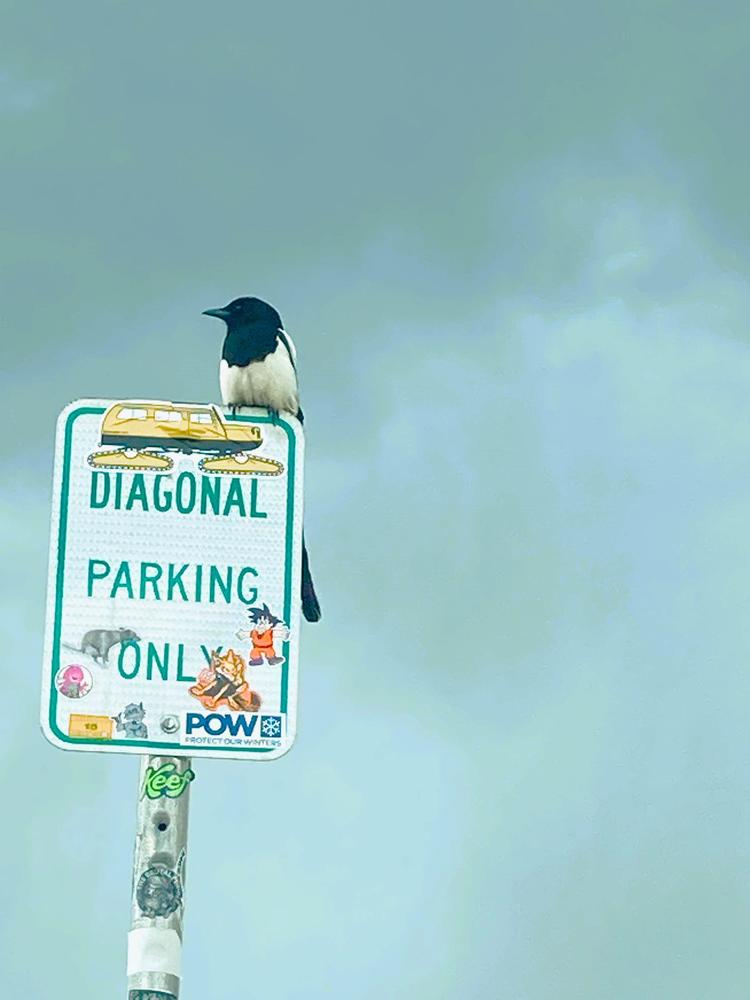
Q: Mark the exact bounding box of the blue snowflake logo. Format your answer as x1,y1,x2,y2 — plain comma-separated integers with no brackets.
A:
260,715,282,738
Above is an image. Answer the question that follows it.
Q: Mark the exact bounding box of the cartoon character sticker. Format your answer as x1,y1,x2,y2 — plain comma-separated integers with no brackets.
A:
113,702,148,739
188,649,261,712
237,603,290,666
55,664,92,699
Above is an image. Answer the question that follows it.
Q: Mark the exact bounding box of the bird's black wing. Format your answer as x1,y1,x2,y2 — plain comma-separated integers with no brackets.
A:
277,329,297,372
277,328,304,422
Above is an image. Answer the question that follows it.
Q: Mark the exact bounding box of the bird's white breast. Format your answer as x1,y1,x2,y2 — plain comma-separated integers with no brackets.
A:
219,341,299,413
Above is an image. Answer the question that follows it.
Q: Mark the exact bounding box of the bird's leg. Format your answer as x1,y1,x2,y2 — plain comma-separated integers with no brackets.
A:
267,407,280,425
229,404,238,417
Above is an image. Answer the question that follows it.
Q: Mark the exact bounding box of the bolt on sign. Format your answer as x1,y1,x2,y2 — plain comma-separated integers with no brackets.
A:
41,399,305,760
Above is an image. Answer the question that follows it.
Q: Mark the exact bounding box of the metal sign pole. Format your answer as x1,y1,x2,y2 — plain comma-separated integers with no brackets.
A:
127,755,194,1000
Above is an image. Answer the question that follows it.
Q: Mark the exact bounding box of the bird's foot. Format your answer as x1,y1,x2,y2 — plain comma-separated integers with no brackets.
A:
267,407,280,425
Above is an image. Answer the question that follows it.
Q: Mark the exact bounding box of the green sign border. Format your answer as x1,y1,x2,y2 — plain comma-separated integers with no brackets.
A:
48,404,297,754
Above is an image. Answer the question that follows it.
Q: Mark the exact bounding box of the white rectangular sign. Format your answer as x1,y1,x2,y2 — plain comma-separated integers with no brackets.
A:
41,398,304,760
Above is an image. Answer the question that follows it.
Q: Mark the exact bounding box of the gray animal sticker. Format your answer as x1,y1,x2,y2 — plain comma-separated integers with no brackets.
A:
113,702,148,739
63,626,140,665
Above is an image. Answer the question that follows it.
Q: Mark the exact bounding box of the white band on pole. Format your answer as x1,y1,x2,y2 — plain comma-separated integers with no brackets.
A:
127,927,183,978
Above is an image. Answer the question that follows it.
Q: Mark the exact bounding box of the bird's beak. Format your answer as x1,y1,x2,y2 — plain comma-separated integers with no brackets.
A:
202,307,231,320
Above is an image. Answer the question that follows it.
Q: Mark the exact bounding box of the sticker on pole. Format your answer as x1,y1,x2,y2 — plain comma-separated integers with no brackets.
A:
41,399,305,760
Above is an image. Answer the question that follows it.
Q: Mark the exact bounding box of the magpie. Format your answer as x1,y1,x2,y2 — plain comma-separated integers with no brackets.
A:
202,296,321,623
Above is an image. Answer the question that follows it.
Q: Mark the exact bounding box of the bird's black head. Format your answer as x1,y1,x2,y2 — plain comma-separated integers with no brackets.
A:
202,296,282,330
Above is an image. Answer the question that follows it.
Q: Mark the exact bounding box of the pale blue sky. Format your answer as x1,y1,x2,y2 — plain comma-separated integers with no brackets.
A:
2,2,750,998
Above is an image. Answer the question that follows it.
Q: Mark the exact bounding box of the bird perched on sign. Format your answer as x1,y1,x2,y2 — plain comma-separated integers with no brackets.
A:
202,296,321,623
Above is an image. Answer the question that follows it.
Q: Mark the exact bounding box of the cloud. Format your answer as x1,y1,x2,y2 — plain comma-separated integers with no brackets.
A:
5,161,750,999
0,70,48,113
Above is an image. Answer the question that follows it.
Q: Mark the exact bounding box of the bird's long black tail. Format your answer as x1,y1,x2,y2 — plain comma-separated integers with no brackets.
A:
301,534,321,622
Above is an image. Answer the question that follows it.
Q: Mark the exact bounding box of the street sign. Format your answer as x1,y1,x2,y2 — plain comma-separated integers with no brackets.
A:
41,398,305,760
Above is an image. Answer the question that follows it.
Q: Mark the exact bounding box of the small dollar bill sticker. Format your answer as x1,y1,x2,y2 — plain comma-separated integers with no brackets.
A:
68,714,114,739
